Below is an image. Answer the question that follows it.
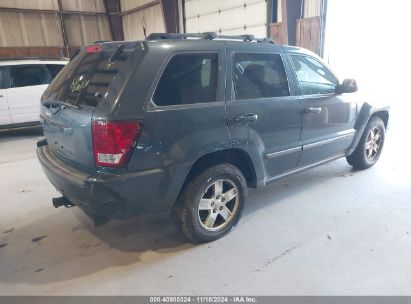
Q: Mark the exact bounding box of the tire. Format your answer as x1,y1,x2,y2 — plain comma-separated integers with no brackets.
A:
346,116,385,169
172,164,247,243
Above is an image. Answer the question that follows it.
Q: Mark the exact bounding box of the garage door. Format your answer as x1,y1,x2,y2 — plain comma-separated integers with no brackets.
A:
184,0,268,38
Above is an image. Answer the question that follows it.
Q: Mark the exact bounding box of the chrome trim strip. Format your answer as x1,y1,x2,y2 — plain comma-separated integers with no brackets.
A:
266,152,346,184
303,130,355,150
265,146,301,159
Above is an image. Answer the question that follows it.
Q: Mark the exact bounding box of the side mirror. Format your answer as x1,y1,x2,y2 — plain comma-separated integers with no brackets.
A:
336,79,358,94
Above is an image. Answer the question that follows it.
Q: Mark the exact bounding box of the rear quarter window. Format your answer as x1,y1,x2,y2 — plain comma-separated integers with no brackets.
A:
153,53,219,106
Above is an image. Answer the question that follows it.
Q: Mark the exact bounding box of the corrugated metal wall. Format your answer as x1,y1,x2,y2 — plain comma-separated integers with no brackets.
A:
121,0,165,40
1,0,324,56
0,0,58,10
0,0,111,49
61,0,105,12
0,11,63,47
64,14,111,46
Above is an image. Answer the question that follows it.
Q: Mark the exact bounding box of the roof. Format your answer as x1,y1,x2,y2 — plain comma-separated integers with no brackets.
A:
0,58,68,66
281,45,319,56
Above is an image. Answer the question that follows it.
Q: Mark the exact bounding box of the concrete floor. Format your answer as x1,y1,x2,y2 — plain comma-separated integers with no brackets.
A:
0,111,409,296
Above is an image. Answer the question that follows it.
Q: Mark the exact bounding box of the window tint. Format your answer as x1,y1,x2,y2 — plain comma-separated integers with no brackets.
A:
153,53,219,106
290,55,338,95
233,53,289,100
0,67,10,89
45,45,134,107
46,64,65,79
10,65,49,88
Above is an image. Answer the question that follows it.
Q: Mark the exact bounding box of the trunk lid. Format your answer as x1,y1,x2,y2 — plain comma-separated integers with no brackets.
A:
40,42,137,172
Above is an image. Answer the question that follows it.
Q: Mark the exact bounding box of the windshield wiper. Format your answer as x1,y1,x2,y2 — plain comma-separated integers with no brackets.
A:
42,99,80,109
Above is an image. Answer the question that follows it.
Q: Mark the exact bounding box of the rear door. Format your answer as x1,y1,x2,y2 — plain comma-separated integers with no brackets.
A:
7,64,51,124
0,66,12,126
41,43,137,172
138,42,229,175
225,43,302,181
288,53,357,166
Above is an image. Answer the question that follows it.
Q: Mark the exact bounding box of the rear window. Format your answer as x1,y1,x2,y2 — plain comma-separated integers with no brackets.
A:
153,53,219,106
45,45,134,107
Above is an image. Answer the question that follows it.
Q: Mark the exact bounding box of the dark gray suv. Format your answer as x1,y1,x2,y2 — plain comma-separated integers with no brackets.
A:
37,33,389,243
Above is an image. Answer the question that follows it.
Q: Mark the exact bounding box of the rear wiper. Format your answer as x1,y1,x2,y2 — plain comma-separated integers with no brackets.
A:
42,99,80,109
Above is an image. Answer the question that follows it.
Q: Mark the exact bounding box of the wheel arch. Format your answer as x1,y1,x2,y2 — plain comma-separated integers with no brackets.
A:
371,110,389,128
182,148,258,191
348,103,390,156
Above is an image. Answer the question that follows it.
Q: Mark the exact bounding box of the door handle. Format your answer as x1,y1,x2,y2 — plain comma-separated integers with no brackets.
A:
304,107,322,114
234,113,259,123
0,95,4,98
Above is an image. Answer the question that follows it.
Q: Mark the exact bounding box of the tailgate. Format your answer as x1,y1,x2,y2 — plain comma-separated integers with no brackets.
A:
41,105,95,172
40,42,137,171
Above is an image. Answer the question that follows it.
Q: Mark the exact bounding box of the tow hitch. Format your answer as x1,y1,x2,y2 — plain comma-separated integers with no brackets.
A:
52,196,75,208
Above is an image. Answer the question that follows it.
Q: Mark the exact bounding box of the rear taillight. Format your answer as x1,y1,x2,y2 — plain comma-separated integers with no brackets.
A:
92,121,142,167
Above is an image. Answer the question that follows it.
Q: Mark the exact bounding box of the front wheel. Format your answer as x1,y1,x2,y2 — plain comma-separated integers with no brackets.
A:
172,164,247,243
347,116,385,169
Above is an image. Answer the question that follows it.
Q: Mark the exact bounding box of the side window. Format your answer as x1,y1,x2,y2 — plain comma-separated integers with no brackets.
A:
153,53,219,106
233,53,290,100
0,67,10,89
9,65,49,88
45,64,65,79
290,55,338,95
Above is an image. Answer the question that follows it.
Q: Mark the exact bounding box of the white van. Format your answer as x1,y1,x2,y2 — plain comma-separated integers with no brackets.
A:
0,58,67,130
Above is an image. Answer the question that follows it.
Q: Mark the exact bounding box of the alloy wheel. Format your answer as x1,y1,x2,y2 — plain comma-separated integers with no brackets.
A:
197,179,239,232
365,127,382,160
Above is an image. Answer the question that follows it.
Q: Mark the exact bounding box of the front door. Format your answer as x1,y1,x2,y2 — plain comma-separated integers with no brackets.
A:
7,64,50,124
288,54,357,166
225,43,302,181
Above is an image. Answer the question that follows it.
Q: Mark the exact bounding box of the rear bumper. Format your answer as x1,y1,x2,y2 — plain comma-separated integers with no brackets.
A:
37,144,178,219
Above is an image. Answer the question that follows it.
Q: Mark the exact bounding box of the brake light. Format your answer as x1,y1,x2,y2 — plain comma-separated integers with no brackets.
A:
92,121,142,167
86,45,102,53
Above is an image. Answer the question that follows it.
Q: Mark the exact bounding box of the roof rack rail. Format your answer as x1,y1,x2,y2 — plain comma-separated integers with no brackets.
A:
93,40,110,44
145,32,277,44
146,32,218,41
217,34,255,41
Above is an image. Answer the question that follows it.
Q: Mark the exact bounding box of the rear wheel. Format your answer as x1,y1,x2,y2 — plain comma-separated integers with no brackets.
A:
172,164,247,243
346,116,385,169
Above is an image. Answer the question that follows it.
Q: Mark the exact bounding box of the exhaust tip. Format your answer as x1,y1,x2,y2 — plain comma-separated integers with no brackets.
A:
52,196,74,208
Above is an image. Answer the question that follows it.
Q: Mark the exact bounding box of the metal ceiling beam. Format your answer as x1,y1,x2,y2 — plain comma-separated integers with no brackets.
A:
103,0,124,41
161,0,180,33
285,0,303,45
0,6,107,16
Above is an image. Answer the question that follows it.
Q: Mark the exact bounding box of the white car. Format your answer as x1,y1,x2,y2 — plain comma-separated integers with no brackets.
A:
0,58,67,130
